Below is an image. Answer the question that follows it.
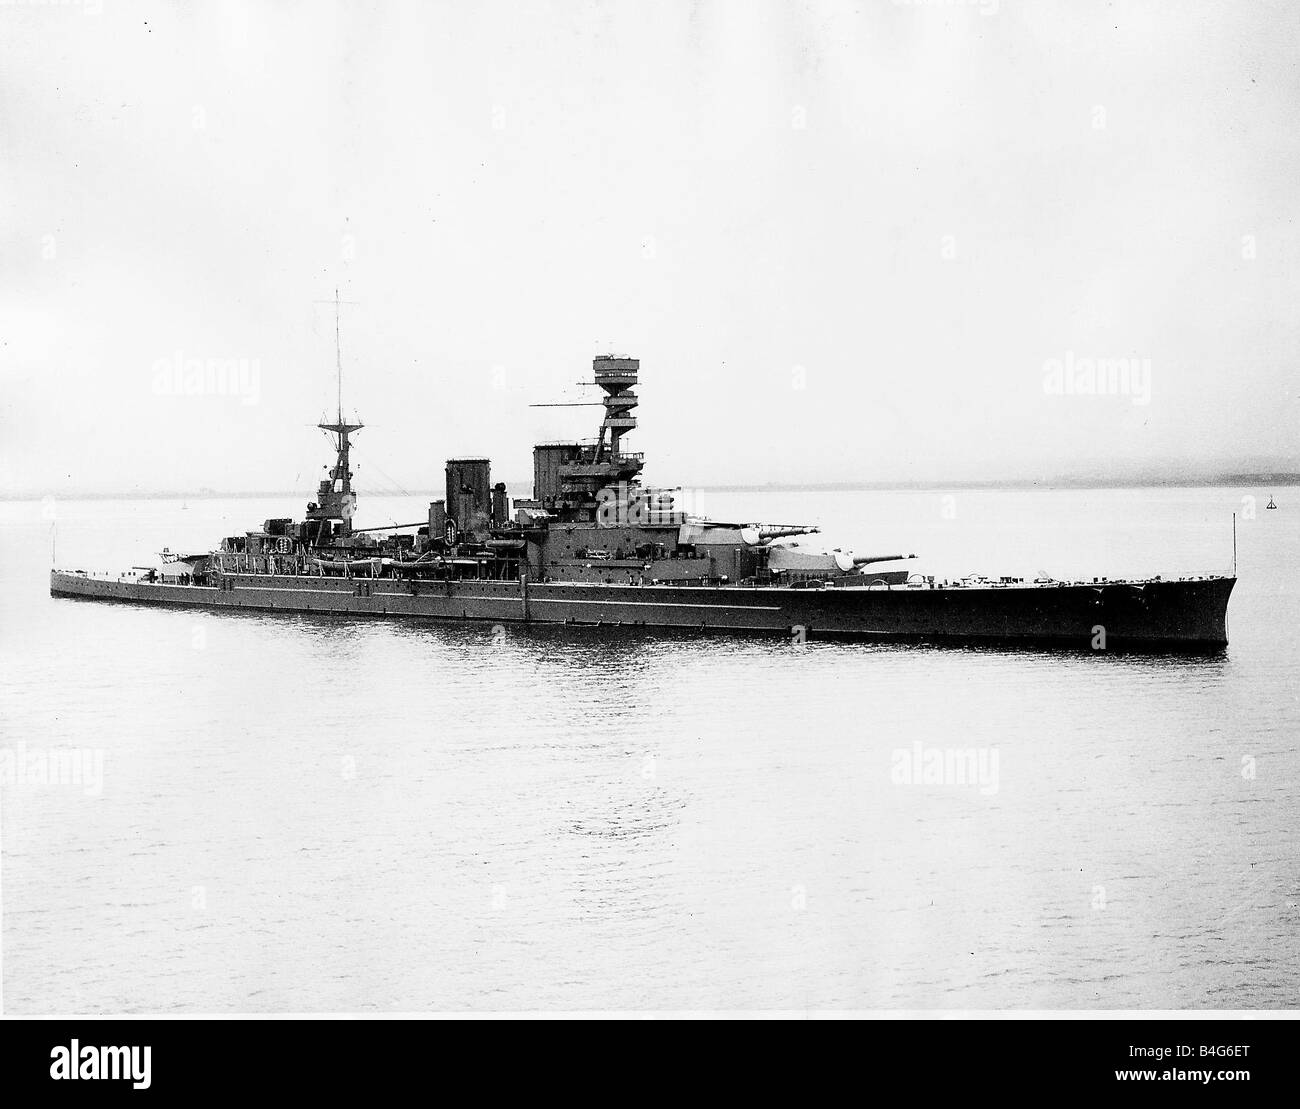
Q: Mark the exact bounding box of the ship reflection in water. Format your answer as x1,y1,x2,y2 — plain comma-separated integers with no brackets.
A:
9,481,1299,1009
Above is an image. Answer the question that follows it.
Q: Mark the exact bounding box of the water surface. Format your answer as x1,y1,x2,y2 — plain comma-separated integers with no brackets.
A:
2,487,1296,1010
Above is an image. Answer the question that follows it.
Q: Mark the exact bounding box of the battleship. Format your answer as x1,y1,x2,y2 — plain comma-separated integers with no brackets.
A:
50,354,1235,650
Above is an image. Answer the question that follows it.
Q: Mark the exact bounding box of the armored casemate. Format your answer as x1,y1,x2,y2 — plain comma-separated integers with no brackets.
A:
51,354,1236,650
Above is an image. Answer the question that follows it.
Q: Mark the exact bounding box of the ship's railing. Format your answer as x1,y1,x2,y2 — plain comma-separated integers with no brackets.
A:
563,451,643,466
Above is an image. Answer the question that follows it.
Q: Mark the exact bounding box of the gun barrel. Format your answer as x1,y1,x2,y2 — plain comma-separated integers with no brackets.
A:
853,553,916,566
755,525,820,541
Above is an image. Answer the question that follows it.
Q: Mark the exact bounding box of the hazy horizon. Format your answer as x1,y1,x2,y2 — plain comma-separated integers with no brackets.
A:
3,0,1298,500
7,469,1300,505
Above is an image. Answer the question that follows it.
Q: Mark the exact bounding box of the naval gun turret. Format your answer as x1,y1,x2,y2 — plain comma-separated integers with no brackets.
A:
766,542,918,582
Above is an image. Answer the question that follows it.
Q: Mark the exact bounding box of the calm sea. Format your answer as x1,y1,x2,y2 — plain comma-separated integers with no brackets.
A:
2,486,1297,1011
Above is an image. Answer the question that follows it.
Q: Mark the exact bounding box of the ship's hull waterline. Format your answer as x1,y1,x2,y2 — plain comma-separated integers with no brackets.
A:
50,570,1235,652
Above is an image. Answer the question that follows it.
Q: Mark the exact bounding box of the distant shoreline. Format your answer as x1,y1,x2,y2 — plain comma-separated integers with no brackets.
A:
691,475,1300,494
8,474,1298,501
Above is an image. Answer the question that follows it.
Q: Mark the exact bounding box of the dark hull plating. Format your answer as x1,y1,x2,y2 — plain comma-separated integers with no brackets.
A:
50,570,1235,652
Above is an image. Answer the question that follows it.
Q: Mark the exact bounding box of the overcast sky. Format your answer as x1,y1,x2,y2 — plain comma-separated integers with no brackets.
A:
2,0,1297,497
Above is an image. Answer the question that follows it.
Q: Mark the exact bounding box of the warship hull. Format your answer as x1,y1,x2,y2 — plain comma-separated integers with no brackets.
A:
50,569,1235,651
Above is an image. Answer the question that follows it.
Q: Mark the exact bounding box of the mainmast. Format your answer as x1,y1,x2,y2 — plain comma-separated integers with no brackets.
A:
307,290,363,540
